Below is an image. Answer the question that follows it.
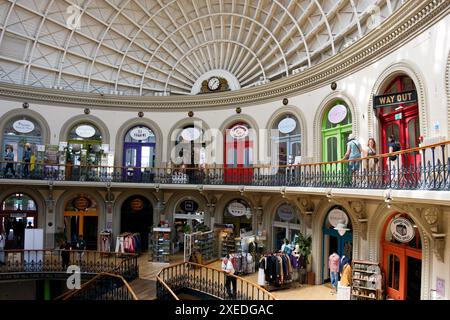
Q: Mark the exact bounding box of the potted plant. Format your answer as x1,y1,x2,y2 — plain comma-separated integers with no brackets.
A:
293,233,313,284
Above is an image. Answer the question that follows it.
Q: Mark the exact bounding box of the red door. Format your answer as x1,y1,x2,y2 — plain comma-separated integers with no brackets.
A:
224,124,253,184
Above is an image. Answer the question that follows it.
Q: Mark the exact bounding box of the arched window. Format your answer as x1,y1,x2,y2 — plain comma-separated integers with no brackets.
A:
272,115,301,165
123,126,156,169
175,125,205,167
2,116,43,162
66,123,103,166
273,203,301,251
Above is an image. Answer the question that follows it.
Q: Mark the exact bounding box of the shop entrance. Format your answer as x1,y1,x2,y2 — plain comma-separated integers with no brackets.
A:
63,195,98,250
321,207,353,283
223,199,253,236
381,213,422,300
123,126,156,181
120,196,152,250
0,193,37,249
272,203,301,251
224,123,253,184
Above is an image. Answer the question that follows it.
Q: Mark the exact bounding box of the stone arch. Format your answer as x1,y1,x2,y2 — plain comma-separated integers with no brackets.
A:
114,118,164,168
54,189,105,246
0,108,51,149
311,198,360,284
0,186,46,240
112,190,159,239
367,203,433,300
166,117,212,165
313,91,360,162
218,114,260,165
214,193,256,224
164,191,208,225
59,114,111,146
367,61,429,141
265,106,307,162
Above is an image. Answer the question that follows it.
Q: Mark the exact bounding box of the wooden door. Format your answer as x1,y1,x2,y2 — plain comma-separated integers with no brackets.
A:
224,139,253,184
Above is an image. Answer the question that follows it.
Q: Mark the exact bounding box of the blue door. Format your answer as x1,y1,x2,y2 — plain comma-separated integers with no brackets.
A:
322,222,353,282
123,142,155,182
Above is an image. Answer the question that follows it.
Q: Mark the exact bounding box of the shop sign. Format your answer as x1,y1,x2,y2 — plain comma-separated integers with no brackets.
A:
130,198,144,211
13,120,35,133
180,200,199,212
328,104,348,124
227,201,248,217
277,204,295,221
390,217,415,243
181,127,201,141
437,278,445,298
10,213,26,218
75,125,96,138
328,209,349,227
229,125,249,140
130,127,152,140
73,196,90,210
278,118,296,134
373,90,417,108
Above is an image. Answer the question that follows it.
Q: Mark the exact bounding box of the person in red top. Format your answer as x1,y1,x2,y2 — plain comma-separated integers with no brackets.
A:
329,252,340,294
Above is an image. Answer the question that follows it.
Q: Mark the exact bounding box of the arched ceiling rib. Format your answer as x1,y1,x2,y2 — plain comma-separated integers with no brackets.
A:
0,0,404,96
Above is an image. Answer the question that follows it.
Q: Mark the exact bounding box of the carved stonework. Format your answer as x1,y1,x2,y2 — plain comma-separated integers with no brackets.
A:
350,201,365,218
422,207,441,233
432,234,446,263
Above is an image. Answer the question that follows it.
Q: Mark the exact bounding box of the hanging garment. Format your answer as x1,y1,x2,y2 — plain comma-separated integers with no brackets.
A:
115,236,125,253
258,266,265,286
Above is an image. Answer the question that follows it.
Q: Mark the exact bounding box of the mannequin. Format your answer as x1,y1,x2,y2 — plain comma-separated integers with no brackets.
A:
340,256,352,287
329,252,340,293
0,233,5,264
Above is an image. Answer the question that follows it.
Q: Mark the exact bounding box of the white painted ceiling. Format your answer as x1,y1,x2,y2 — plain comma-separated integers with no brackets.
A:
0,0,405,96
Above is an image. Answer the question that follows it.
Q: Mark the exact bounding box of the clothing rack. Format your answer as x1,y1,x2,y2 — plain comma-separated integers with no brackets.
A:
258,253,295,291
230,252,255,275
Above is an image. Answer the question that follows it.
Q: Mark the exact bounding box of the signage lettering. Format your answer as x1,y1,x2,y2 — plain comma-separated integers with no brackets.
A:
390,217,415,243
373,90,417,108
13,120,35,133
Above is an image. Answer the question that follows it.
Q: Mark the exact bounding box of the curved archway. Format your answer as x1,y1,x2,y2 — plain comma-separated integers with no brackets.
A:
313,91,359,162
59,114,110,145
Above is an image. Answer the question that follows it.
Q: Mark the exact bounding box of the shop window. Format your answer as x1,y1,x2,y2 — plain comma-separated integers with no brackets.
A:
175,125,205,167
66,123,104,166
272,115,301,165
388,254,400,290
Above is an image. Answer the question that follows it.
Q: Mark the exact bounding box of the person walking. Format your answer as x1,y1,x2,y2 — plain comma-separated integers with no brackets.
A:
222,253,237,299
76,234,86,265
3,145,15,177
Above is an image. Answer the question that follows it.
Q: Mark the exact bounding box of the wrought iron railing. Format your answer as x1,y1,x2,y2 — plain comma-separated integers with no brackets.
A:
1,141,449,190
55,272,138,300
156,262,276,300
0,250,138,281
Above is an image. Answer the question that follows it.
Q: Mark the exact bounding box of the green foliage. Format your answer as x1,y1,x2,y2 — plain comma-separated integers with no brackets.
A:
293,233,312,266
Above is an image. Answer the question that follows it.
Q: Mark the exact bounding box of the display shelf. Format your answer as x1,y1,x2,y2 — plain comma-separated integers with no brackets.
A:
351,260,383,300
352,285,377,291
353,269,377,274
149,227,171,263
352,293,377,299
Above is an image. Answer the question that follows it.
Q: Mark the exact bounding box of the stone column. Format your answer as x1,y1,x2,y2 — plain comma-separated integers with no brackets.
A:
45,199,56,249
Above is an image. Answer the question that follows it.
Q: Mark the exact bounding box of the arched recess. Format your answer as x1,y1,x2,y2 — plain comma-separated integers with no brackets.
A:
164,191,208,226
166,117,212,165
218,114,260,165
54,189,105,247
261,196,304,252
214,193,256,224
367,203,433,300
58,114,111,146
311,198,360,284
0,186,46,233
367,61,429,141
114,118,164,168
112,190,159,239
0,108,51,147
446,51,450,138
313,91,359,162
265,106,307,163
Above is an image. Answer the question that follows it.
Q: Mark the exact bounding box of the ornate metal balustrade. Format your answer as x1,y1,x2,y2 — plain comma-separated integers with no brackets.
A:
156,262,275,300
1,141,449,190
55,272,138,301
0,250,138,281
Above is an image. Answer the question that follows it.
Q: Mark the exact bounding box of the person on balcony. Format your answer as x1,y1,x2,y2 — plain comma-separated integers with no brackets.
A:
76,234,86,264
60,240,71,270
342,134,362,184
22,143,32,177
387,135,402,184
364,138,379,186
3,145,15,177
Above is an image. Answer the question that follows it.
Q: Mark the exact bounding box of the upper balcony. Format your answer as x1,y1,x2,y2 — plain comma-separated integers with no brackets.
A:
1,141,449,194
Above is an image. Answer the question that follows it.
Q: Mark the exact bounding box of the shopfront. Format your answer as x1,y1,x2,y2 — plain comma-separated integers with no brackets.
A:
321,206,353,283
123,126,156,180
65,123,105,168
0,193,37,249
272,115,301,166
272,203,302,251
174,198,205,233
381,213,422,300
223,199,253,236
321,101,352,171
120,196,152,249
224,122,254,183
2,116,43,172
174,125,206,178
63,194,98,250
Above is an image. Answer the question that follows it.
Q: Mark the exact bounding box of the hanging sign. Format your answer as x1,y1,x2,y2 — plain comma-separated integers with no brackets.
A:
75,125,96,138
180,200,199,212
277,204,295,221
373,90,417,108
130,127,152,141
328,104,348,124
229,124,249,140
328,209,349,227
278,118,296,134
130,198,144,211
181,127,201,141
13,120,35,133
227,201,248,217
73,196,91,211
10,213,26,218
390,217,415,243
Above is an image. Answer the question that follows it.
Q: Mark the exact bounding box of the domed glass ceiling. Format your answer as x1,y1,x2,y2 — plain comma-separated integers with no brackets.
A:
0,0,405,96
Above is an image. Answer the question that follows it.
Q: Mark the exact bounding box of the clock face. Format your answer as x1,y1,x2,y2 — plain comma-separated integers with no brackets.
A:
208,77,220,91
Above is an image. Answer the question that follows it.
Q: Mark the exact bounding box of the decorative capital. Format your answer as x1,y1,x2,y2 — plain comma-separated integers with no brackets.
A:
432,233,446,263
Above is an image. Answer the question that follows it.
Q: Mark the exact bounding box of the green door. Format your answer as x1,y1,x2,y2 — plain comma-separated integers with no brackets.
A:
322,101,352,178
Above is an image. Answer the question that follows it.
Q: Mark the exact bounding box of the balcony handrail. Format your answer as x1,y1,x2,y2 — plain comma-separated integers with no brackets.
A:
156,261,276,300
